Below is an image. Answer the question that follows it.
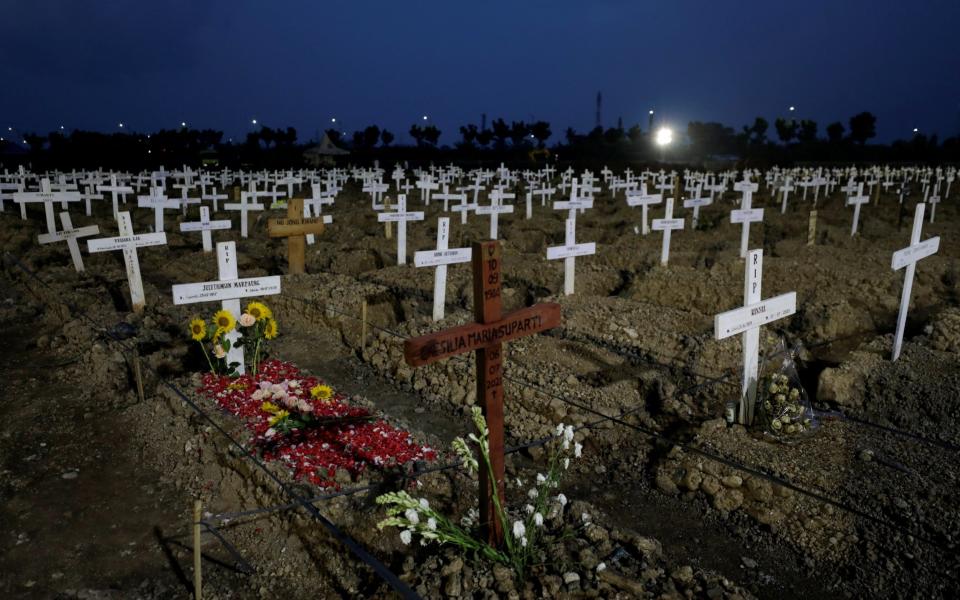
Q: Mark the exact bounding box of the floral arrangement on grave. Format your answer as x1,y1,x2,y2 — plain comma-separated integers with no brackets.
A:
188,301,278,377
376,407,591,579
756,338,818,442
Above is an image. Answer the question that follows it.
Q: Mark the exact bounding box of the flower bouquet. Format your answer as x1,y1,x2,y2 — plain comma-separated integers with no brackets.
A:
187,301,278,377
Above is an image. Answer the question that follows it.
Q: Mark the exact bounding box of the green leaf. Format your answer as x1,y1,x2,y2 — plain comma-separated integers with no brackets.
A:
222,338,231,351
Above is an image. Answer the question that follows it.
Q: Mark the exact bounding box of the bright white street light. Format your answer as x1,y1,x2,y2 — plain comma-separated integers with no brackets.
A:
251,118,257,125
181,121,187,127
331,117,336,123
422,115,428,121
649,110,655,115
913,128,919,133
118,122,124,128
789,106,796,112
655,127,673,146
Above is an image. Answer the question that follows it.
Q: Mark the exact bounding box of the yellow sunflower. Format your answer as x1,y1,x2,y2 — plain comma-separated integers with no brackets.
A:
212,309,236,333
263,317,278,340
310,384,333,401
246,301,272,322
189,318,206,341
267,409,290,426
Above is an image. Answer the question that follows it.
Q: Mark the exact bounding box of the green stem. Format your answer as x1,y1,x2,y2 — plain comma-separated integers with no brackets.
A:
198,341,215,374
253,337,262,377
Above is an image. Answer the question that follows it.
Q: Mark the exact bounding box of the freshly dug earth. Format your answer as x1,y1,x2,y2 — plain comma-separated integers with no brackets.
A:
0,173,957,599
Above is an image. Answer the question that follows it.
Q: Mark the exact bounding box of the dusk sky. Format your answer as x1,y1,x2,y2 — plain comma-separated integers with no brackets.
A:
3,0,959,144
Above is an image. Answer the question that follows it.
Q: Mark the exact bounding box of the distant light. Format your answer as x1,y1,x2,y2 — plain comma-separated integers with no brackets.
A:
789,106,796,112
422,115,428,121
331,117,336,123
181,121,186,127
147,134,151,139
655,127,673,146
60,125,65,130
118,122,124,128
1,137,4,141
913,128,919,133
251,119,257,125
148,150,152,154
649,110,654,115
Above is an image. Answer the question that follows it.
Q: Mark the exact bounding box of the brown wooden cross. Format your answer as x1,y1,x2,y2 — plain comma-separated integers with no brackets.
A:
404,240,561,546
267,198,326,274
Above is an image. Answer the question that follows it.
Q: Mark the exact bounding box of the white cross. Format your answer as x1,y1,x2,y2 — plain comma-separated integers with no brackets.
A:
180,206,232,252
37,211,99,272
377,194,424,265
546,217,596,295
417,176,439,205
451,191,478,225
137,187,180,233
87,211,167,313
730,181,763,259
172,241,282,375
79,182,103,216
305,183,335,245
433,184,463,212
223,191,265,237
14,178,81,233
475,193,514,239
651,197,685,266
414,217,472,320
778,178,795,214
682,184,711,229
202,186,228,213
714,249,797,424
927,192,941,224
0,182,22,213
626,184,662,235
890,203,940,361
98,175,134,219
845,182,870,236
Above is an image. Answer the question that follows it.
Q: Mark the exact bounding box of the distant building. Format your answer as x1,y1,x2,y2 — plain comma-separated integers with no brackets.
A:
303,133,349,167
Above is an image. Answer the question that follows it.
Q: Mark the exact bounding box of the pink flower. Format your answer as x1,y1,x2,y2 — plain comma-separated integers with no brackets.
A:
239,313,256,327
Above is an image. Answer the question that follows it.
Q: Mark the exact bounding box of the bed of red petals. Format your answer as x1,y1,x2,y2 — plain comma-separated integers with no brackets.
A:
198,359,436,488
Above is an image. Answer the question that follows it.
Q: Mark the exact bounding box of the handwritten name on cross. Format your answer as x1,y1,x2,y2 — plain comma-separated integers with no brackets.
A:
730,180,763,259
137,187,180,233
172,241,282,374
651,197,685,266
546,217,596,295
890,203,940,361
403,241,562,545
14,178,80,233
37,212,99,272
414,217,472,320
377,194,424,265
714,249,797,424
86,211,167,313
180,206,232,252
475,193,514,240
626,184,662,235
267,198,329,274
682,184,711,229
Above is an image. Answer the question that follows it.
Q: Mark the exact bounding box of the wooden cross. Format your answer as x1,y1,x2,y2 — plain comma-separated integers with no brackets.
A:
890,203,940,361
714,249,797,424
403,241,562,546
87,211,167,313
414,217,472,320
172,241,282,374
37,211,99,272
267,198,328,274
180,206,232,252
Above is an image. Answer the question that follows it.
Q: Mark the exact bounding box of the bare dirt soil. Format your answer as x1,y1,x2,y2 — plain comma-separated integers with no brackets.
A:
1,173,957,599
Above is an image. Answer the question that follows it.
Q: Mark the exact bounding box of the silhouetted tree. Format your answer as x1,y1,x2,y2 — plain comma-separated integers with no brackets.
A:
459,124,478,147
848,112,877,145
491,118,510,148
476,128,493,148
530,121,552,147
380,129,394,146
509,121,529,146
421,125,441,147
409,124,425,146
826,122,845,143
797,120,818,142
687,121,737,156
626,124,643,144
743,117,768,145
362,125,381,148
774,118,798,143
603,127,624,144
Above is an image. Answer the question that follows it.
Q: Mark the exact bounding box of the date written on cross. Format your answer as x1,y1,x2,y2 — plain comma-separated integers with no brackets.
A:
405,304,561,366
715,292,797,338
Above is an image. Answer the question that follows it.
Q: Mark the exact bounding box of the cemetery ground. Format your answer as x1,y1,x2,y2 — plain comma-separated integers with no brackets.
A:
1,177,958,599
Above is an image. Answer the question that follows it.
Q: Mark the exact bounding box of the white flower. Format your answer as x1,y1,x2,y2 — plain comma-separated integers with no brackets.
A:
597,562,606,572
563,458,570,470
574,443,582,458
536,473,547,484
533,512,544,527
426,518,437,531
564,425,574,443
419,498,430,509
399,530,412,545
581,512,590,523
287,379,300,389
528,488,538,500
404,509,420,525
520,535,528,547
515,478,523,487
557,493,567,506
555,423,565,437
265,428,276,438
513,521,526,538
524,504,535,515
